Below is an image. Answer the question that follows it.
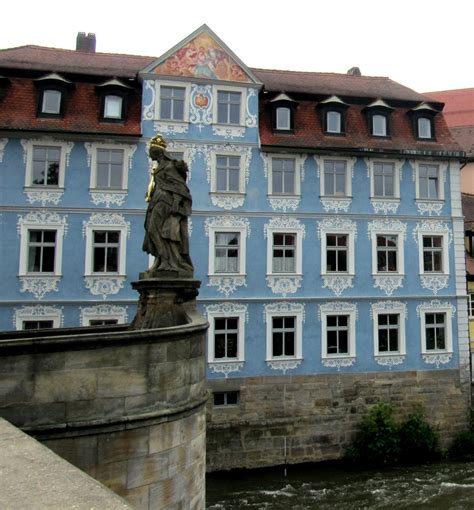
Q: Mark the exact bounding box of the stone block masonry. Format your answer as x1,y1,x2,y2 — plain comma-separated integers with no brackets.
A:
206,370,470,471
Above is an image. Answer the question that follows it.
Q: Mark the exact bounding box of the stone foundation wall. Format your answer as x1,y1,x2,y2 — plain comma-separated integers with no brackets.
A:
206,370,470,471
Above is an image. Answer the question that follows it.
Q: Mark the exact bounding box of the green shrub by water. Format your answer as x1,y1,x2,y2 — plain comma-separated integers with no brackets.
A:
346,403,441,466
449,414,474,458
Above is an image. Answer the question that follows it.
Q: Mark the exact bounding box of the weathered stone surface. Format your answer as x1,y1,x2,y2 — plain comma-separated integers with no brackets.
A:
34,369,97,403
98,428,149,464
97,368,147,398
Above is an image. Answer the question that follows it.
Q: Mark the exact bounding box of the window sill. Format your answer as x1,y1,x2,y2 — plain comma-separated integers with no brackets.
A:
208,274,246,297
210,192,245,210
19,275,61,299
321,356,356,370
266,358,302,374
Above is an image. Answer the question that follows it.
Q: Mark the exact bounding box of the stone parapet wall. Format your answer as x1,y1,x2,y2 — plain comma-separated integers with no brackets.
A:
206,370,470,471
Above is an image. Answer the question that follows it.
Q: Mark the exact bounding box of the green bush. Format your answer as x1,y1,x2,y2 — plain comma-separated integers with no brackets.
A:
346,403,441,466
449,430,474,457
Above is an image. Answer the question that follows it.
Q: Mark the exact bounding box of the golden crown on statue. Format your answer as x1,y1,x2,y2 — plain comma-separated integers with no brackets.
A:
149,134,167,150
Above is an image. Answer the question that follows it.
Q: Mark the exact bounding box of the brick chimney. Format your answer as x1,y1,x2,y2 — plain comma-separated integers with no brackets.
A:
76,32,96,53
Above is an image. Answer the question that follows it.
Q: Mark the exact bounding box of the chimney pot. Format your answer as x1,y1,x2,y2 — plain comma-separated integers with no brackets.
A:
76,32,96,53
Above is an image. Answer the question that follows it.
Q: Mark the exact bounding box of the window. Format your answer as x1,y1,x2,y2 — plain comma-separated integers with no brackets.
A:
79,304,128,326
373,162,395,198
217,90,241,125
271,316,296,357
326,234,348,272
371,302,406,358
326,111,342,133
213,391,240,406
160,86,185,121
41,89,61,114
372,114,387,136
422,236,443,272
104,95,123,119
213,317,239,359
92,231,120,273
376,314,400,353
272,233,296,273
23,320,54,330
96,149,124,189
418,164,440,199
469,293,474,318
376,235,398,272
27,230,56,273
89,319,119,326
215,155,241,192
320,304,357,360
418,302,454,355
418,117,433,139
425,313,447,350
323,160,348,196
365,101,393,137
214,232,240,273
31,146,60,186
272,158,295,194
276,107,291,130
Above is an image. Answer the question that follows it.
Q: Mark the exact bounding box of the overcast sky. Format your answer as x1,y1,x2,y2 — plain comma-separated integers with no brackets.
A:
3,0,473,93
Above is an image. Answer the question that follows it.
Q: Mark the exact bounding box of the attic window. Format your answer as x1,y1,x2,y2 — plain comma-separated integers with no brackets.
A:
35,73,73,118
96,78,132,122
42,90,61,114
270,93,297,133
409,103,438,140
365,99,393,138
318,96,348,135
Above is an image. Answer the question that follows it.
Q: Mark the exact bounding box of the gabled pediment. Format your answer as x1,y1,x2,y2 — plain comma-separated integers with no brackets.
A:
141,24,261,84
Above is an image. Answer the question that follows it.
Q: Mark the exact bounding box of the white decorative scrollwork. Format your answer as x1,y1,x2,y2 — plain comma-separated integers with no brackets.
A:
317,216,357,239
200,144,252,185
82,213,130,238
13,304,63,330
211,194,244,210
19,276,60,300
322,357,356,370
204,216,251,237
416,201,444,216
212,125,245,139
367,218,407,239
370,300,407,316
0,138,8,162
205,302,249,321
266,276,302,296
318,301,357,320
84,276,125,299
322,275,354,296
189,84,213,130
79,304,128,326
413,220,452,244
84,143,136,170
17,210,68,235
422,353,452,367
89,191,126,208
373,275,404,296
266,359,302,374
420,275,449,294
264,217,306,239
209,362,244,378
371,200,400,215
153,122,189,135
268,197,300,211
21,138,74,166
265,301,305,321
245,88,257,128
374,355,405,368
416,300,456,317
320,197,351,213
208,276,246,297
25,190,63,206
142,80,155,120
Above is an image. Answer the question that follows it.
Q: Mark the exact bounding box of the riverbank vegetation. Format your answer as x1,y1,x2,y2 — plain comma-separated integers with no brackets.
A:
345,403,442,466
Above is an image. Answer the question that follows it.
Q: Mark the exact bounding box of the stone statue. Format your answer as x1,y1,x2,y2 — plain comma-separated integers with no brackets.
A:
142,135,194,276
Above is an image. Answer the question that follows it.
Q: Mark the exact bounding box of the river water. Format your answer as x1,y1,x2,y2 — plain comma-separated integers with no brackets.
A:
206,460,474,509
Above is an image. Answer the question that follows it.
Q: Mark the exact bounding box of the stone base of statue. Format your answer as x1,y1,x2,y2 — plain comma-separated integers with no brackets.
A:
130,270,201,329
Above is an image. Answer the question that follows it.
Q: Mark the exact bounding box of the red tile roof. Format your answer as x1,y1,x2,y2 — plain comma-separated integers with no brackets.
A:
425,89,474,127
0,45,154,78
450,126,474,156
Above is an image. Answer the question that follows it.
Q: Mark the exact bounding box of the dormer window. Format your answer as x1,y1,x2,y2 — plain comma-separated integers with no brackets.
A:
318,96,348,135
409,103,438,140
34,73,73,118
365,99,393,137
96,78,132,122
270,93,297,133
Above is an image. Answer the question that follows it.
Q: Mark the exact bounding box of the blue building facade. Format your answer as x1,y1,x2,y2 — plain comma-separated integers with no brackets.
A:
0,26,470,469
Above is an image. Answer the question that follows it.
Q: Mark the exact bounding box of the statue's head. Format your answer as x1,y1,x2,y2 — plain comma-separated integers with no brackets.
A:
149,134,167,151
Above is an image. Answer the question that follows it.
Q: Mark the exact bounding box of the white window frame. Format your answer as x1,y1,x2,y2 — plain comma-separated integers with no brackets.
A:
268,155,301,196
419,306,453,355
415,161,445,201
320,157,352,198
370,231,405,276
41,89,61,114
212,85,246,126
84,223,127,277
265,304,303,362
321,230,355,276
23,139,72,189
155,81,191,123
417,117,433,139
104,94,123,119
210,151,246,194
276,106,291,130
469,293,474,318
19,223,65,277
418,232,449,276
266,227,303,277
371,114,387,136
208,227,246,276
14,305,63,331
369,159,402,199
326,110,342,133
207,310,246,363
86,142,136,192
80,304,128,326
320,306,357,359
372,303,406,357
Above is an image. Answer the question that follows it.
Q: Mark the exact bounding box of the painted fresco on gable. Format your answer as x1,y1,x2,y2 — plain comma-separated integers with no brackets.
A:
154,32,251,82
